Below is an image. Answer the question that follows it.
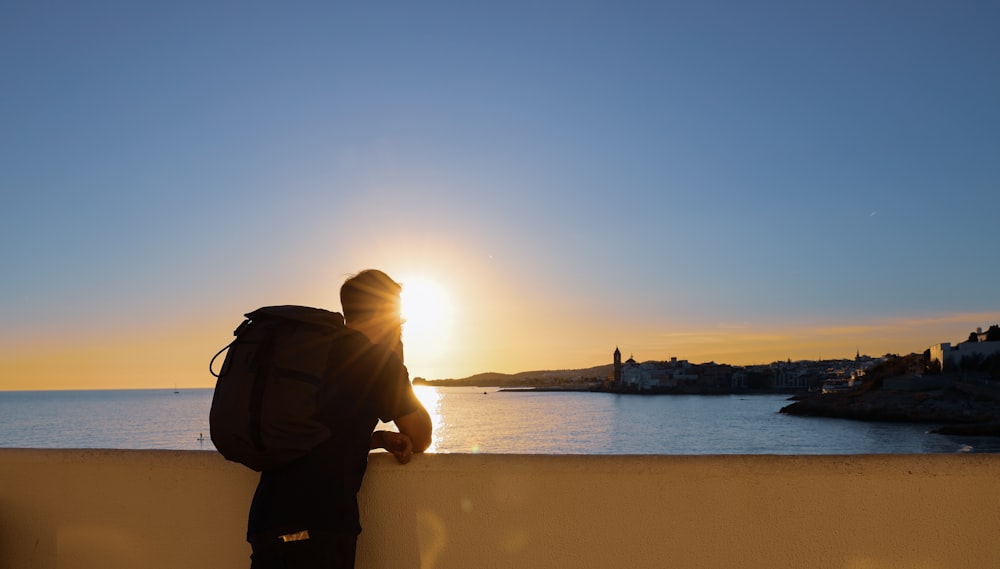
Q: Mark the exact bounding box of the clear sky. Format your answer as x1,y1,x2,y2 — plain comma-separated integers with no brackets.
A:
2,1,998,390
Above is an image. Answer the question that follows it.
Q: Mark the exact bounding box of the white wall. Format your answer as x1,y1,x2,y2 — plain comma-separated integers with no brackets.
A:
930,341,1000,370
2,449,999,569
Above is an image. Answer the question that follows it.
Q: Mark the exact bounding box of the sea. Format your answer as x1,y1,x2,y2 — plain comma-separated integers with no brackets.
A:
2,386,999,454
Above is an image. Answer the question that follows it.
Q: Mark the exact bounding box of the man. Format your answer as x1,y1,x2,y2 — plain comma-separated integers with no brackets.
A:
247,269,433,569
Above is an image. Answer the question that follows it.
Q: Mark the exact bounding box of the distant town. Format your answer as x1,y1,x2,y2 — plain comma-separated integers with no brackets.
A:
415,325,1000,395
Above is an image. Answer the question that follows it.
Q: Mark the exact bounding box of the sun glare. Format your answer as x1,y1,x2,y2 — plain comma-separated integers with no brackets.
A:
400,277,454,363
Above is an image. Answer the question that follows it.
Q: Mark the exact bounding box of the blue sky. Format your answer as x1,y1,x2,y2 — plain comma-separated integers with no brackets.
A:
2,1,998,389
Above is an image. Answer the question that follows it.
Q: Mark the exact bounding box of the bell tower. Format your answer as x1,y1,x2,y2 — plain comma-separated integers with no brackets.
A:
613,346,622,384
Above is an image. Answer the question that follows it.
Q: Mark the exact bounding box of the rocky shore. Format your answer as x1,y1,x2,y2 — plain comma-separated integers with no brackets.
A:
779,378,1000,435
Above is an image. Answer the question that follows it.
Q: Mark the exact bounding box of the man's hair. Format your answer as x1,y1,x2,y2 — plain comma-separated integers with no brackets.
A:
340,269,402,323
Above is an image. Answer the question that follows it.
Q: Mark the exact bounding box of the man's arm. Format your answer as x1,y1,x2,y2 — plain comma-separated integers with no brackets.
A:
393,405,433,453
371,430,414,463
369,406,432,464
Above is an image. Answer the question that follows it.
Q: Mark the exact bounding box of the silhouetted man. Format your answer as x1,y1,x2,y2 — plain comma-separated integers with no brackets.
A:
247,269,433,569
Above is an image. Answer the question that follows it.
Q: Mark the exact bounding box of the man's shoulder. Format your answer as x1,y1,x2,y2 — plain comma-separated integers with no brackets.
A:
329,330,400,369
331,326,368,345
331,327,380,354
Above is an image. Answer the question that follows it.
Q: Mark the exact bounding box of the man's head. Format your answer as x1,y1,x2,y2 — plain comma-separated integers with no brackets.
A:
340,269,404,358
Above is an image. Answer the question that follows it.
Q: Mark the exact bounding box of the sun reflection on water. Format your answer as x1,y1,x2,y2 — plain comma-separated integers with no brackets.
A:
412,385,443,453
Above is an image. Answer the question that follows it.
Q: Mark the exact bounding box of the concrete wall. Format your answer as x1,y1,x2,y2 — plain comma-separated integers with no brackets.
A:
1,449,999,569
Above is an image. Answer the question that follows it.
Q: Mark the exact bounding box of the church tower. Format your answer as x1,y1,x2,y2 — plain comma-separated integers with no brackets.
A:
613,346,622,384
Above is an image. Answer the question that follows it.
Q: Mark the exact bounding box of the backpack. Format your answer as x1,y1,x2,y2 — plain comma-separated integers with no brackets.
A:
209,305,346,471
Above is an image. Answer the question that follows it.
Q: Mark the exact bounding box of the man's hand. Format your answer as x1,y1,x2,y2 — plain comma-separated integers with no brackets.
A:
371,431,415,464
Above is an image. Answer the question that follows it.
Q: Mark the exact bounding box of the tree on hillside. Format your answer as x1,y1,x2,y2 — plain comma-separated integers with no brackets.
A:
857,353,923,393
965,325,1000,343
989,354,1000,382
960,353,985,371
923,349,941,374
986,325,1000,342
858,360,890,392
956,352,1000,382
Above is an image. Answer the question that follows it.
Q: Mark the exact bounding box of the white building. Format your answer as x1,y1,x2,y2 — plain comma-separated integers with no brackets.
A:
618,354,697,391
928,334,1000,371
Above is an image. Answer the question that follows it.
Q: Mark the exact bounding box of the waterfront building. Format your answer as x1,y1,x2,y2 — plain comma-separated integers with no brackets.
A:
612,348,873,393
928,326,1000,371
611,349,732,392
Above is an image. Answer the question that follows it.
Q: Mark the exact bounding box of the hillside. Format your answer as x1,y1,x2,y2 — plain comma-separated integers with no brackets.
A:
415,364,614,388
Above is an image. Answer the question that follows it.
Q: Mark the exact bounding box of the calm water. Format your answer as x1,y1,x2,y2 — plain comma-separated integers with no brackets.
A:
1,386,998,454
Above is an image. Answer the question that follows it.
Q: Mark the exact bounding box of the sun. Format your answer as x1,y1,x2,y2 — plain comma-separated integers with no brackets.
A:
399,277,454,362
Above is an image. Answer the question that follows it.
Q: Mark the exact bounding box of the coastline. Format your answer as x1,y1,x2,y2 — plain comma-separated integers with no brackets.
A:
779,378,1000,435
497,385,799,395
493,374,1000,436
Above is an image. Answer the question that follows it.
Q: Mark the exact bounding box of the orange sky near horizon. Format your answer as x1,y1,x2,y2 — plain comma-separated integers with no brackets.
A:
2,304,996,391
